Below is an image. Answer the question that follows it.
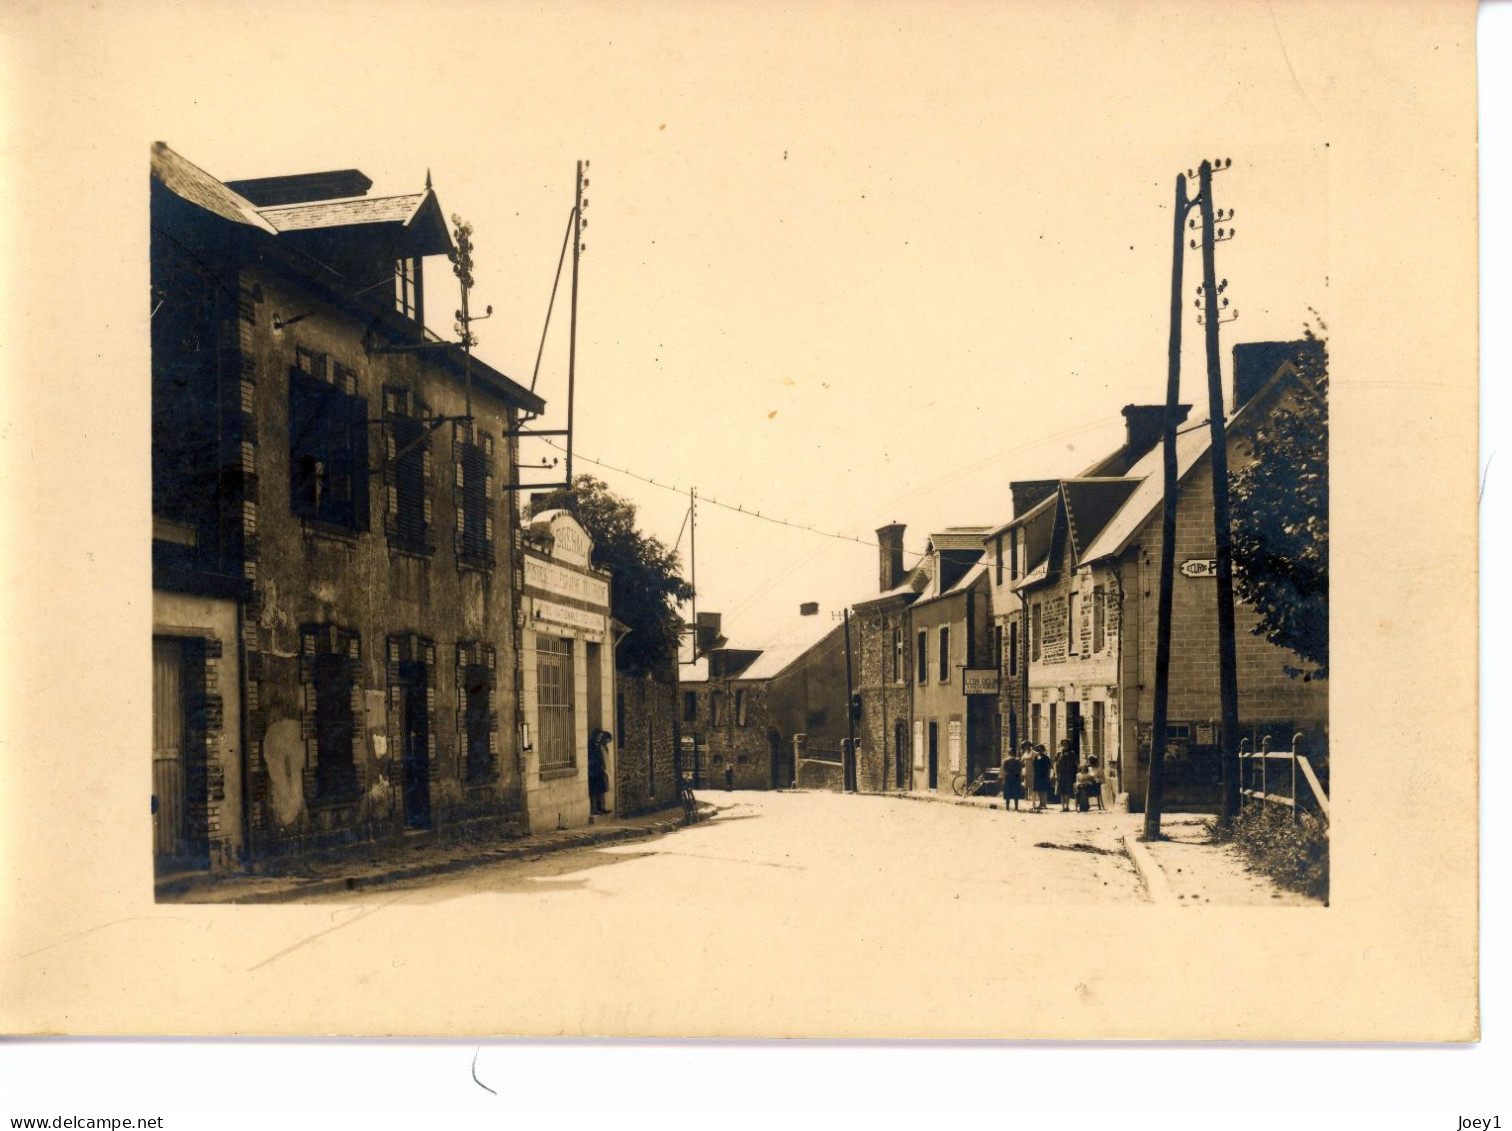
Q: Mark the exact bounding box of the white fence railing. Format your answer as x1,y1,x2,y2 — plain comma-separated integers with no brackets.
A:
1237,731,1329,821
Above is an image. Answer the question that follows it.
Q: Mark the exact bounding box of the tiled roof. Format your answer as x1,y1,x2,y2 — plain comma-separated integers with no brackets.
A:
1061,478,1143,561
926,527,990,552
151,142,275,232
257,192,428,232
1077,423,1214,563
912,560,988,609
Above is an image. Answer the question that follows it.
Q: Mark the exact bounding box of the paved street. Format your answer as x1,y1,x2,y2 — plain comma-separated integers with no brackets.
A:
353,792,1137,907
353,789,1146,906
7,790,1316,1038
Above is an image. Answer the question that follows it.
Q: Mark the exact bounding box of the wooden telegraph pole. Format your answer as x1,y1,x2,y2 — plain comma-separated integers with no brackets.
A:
1194,158,1242,819
1145,158,1240,836
1144,170,1196,840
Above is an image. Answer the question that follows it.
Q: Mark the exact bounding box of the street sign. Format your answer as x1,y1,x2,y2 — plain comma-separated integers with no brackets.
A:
962,668,1000,695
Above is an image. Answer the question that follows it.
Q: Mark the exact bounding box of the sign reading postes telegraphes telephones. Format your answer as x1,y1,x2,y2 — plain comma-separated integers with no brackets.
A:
1181,559,1219,578
962,668,1000,696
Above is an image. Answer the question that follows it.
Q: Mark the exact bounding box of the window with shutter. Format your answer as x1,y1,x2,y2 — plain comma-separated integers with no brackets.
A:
289,365,369,531
453,424,496,569
384,388,433,554
463,660,493,783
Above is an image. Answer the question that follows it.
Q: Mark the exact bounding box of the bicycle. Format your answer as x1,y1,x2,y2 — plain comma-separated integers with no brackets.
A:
679,778,701,824
952,767,1003,798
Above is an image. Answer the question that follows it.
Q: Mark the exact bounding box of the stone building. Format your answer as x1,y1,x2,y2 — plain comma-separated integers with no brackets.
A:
999,351,1327,810
850,523,922,793
678,617,851,790
150,143,546,877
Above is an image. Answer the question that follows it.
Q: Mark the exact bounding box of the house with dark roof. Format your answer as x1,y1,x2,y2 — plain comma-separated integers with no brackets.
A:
150,143,551,883
989,348,1328,811
678,616,852,790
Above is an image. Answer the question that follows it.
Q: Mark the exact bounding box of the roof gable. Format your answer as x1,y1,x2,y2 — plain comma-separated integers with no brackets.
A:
151,142,275,233
1061,478,1142,562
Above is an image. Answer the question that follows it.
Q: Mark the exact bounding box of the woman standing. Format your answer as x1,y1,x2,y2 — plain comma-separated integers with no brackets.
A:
1055,740,1079,812
1031,744,1053,810
587,728,612,815
1001,745,1025,812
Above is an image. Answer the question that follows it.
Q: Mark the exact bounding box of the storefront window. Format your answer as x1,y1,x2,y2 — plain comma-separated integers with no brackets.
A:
536,636,575,769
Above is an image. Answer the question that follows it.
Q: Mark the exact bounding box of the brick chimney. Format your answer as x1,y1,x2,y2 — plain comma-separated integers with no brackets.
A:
1121,403,1191,463
1010,480,1059,518
226,169,374,206
876,523,906,592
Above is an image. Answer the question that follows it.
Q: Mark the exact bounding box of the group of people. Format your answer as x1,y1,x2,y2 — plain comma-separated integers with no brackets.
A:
1000,739,1102,813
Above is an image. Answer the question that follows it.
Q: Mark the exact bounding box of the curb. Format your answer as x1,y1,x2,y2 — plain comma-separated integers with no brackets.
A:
1119,832,1174,905
860,789,1002,811
163,807,707,905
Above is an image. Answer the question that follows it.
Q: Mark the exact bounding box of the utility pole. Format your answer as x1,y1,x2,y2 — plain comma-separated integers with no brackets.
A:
1195,158,1242,819
843,606,856,793
1146,158,1240,835
689,486,697,650
566,159,587,486
1145,172,1196,840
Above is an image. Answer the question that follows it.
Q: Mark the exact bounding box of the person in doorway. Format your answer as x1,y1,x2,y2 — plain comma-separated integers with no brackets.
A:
724,760,735,791
587,728,612,815
1031,744,1052,810
1055,740,1079,812
1001,745,1025,812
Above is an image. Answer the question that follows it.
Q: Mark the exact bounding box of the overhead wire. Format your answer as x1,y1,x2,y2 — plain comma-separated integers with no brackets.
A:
533,436,927,558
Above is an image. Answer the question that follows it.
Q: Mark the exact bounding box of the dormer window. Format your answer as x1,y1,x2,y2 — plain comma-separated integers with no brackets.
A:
394,257,420,321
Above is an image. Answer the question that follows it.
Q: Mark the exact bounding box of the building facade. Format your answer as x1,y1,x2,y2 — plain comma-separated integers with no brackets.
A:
520,510,618,830
999,357,1328,810
678,617,851,791
151,144,547,876
850,524,919,793
906,531,995,792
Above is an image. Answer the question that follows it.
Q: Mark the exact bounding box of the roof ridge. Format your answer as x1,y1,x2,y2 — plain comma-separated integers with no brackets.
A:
256,190,426,213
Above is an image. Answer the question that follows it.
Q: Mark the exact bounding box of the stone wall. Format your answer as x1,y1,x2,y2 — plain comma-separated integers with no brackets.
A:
615,671,680,816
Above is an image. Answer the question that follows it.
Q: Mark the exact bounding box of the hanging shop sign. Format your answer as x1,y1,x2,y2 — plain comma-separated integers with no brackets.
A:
962,668,1001,696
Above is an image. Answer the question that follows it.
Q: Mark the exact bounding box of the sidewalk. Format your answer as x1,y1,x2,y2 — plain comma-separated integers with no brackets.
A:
875,786,1315,906
159,803,714,904
1120,815,1320,906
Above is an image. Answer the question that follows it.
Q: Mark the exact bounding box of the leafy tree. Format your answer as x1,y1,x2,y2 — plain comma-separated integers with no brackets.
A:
530,475,694,678
1229,324,1328,680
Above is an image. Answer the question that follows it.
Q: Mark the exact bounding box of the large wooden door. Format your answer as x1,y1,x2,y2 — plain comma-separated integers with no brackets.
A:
152,638,187,863
927,722,939,790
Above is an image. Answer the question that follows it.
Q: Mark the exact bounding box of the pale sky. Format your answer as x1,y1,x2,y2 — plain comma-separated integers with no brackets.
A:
7,0,1328,650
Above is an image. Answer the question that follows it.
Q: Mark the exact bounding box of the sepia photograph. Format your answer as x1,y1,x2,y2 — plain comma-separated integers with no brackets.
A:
0,0,1481,1055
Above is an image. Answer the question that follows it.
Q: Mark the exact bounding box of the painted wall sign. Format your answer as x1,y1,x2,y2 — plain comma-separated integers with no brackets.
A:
1181,559,1219,578
962,668,1000,696
524,556,609,607
532,597,606,637
547,513,593,566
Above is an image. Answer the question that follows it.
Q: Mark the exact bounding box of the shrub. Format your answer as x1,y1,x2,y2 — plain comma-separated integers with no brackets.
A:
1208,804,1329,902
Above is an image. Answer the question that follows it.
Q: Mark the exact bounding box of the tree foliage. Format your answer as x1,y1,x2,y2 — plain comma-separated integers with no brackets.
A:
531,475,694,678
1229,326,1328,679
